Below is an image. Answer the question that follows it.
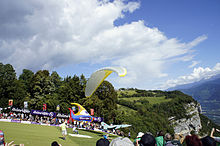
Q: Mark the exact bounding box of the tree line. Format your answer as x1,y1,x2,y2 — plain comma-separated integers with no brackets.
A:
0,62,117,123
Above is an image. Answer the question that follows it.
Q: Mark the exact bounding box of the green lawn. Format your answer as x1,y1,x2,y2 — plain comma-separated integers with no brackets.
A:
119,96,172,105
0,122,117,146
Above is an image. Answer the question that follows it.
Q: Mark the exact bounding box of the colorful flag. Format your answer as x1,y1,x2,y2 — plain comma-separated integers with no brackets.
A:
8,100,13,107
90,109,94,116
43,104,47,111
56,105,60,111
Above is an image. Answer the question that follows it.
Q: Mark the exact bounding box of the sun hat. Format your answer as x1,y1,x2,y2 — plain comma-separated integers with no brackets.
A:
137,132,144,138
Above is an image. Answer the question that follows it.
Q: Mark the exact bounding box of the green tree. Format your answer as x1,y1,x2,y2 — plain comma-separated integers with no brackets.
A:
19,69,34,94
10,80,27,108
0,63,17,107
93,81,118,123
57,75,85,113
30,70,55,109
50,71,62,89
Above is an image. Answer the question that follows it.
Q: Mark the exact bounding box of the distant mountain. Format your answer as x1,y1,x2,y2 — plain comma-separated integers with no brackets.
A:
167,74,220,91
169,77,220,101
168,75,220,125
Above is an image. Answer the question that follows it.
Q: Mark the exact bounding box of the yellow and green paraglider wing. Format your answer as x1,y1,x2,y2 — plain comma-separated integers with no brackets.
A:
85,67,127,97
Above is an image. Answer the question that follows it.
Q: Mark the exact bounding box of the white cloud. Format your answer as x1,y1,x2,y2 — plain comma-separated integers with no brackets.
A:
188,61,200,68
0,0,207,88
186,35,207,48
161,63,220,89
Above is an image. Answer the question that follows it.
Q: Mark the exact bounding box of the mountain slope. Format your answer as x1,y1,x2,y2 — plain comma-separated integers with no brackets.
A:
116,89,220,137
181,80,220,101
169,77,220,125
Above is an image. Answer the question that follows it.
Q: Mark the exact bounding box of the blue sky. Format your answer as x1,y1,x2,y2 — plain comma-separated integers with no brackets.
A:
0,0,219,89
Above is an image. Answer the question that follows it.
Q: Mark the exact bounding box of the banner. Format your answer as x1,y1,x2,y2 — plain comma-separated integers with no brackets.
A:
56,113,69,118
11,119,21,123
93,117,103,122
8,100,13,107
31,110,56,118
11,108,30,113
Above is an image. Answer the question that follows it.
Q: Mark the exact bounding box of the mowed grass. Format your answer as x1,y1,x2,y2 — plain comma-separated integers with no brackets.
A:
119,96,172,105
0,122,116,146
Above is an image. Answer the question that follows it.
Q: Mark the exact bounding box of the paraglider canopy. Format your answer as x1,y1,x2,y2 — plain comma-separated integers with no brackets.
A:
85,67,127,97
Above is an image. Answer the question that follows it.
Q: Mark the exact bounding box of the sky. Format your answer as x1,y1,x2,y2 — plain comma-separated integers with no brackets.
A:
0,0,220,90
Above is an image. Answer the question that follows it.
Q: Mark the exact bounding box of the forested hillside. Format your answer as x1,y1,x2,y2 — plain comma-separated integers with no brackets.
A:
0,62,219,138
116,88,220,138
173,77,220,125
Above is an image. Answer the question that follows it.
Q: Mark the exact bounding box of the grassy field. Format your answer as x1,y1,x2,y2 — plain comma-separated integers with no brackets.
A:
0,122,117,146
119,96,172,105
117,90,137,97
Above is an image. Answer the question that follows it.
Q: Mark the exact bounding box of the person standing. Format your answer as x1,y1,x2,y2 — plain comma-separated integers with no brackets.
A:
60,121,67,140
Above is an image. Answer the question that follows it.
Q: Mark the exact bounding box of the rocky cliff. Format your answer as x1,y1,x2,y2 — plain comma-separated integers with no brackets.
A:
171,102,202,136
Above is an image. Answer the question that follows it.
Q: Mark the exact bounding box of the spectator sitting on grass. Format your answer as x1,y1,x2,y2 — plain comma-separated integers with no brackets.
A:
73,125,78,134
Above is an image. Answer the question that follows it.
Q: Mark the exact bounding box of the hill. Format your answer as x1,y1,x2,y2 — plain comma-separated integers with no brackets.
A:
115,88,220,138
168,77,220,125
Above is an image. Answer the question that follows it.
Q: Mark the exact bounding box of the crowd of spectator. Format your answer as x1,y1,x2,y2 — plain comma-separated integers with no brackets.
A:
0,111,65,125
1,109,220,146
0,109,124,137
97,129,220,146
